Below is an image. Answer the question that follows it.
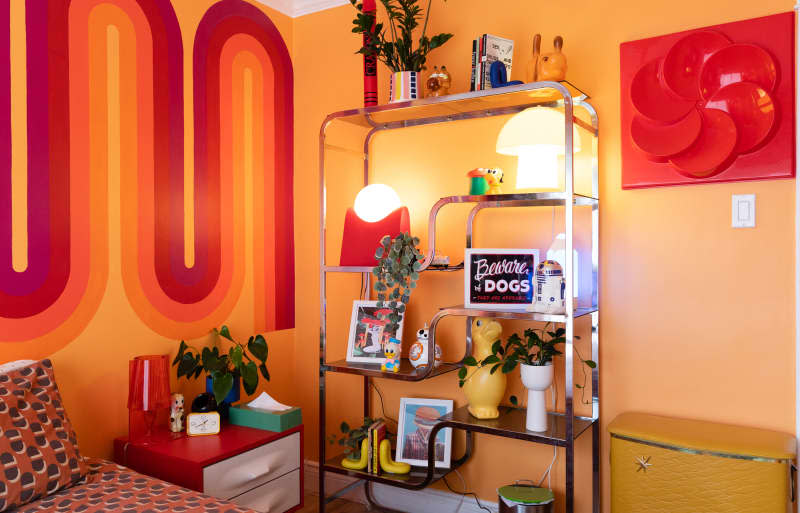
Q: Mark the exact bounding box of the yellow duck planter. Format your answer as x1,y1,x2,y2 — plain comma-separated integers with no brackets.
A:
462,317,506,419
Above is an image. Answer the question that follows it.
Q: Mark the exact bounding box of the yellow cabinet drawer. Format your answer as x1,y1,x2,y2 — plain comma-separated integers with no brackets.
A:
609,413,795,513
203,432,300,500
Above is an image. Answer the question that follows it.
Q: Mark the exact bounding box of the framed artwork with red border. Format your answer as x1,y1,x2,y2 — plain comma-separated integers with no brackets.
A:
620,12,795,189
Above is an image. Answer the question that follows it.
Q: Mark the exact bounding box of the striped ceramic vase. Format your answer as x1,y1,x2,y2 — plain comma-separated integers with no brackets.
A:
389,71,420,102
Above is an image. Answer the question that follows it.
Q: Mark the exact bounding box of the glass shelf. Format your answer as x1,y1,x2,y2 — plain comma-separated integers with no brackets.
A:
322,454,461,491
323,358,460,381
437,406,596,447
324,81,591,131
438,305,598,324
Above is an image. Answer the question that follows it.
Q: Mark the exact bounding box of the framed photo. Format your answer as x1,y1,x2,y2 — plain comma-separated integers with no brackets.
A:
395,398,453,468
464,248,539,310
346,300,405,364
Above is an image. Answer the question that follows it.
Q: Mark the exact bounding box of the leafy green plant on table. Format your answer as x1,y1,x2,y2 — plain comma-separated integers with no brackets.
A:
327,417,381,460
457,324,596,405
173,326,270,405
350,0,453,72
373,233,424,333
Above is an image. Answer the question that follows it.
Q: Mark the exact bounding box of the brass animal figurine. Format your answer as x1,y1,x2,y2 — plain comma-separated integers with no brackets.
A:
538,35,567,81
526,34,541,83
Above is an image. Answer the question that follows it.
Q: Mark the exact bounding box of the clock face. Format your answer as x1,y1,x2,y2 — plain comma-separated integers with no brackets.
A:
186,412,221,436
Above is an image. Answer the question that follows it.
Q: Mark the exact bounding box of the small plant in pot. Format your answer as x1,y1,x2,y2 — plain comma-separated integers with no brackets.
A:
173,325,270,408
459,324,595,432
328,417,381,468
350,0,453,101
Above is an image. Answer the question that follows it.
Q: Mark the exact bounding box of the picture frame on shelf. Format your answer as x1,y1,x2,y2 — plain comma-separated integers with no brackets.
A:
464,248,539,310
396,397,453,468
346,300,405,364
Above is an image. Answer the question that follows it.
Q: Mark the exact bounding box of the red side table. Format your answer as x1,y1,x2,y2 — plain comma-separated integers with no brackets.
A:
114,424,303,512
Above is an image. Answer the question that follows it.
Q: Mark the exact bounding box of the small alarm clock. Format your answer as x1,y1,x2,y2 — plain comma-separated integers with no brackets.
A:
186,411,221,436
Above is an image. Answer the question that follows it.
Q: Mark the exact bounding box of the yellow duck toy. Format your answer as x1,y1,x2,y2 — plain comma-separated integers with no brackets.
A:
485,168,504,195
381,339,401,373
462,318,506,419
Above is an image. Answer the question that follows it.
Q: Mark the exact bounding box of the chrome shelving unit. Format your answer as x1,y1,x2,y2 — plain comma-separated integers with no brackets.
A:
319,81,599,513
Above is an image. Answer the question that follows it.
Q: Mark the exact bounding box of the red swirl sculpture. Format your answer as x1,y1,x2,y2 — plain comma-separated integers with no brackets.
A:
620,13,795,188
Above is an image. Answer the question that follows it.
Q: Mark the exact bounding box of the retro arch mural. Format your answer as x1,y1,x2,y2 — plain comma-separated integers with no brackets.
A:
0,0,294,358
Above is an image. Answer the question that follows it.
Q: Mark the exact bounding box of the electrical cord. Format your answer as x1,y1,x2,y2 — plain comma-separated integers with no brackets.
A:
370,381,398,427
443,469,493,513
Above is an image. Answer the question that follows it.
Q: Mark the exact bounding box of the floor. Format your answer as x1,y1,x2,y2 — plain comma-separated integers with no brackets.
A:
297,493,370,513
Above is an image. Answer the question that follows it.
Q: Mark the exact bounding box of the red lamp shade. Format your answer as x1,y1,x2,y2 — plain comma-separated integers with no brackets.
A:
340,206,410,267
128,355,171,443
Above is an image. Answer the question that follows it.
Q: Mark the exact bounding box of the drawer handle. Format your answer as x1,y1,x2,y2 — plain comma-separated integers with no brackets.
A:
635,456,652,473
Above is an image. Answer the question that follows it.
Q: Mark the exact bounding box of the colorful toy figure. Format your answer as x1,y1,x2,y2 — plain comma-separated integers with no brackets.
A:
467,168,489,195
409,324,443,369
485,168,504,194
169,393,185,433
381,338,402,372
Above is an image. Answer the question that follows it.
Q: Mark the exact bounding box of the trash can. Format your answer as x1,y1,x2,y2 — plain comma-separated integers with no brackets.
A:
498,481,554,513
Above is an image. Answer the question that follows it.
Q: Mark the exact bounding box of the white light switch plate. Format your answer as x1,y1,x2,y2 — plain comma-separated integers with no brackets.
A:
731,194,755,228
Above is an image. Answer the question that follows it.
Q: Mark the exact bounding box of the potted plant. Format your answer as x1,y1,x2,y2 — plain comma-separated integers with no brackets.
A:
173,326,270,406
328,417,381,467
373,233,424,333
350,0,453,102
458,324,595,432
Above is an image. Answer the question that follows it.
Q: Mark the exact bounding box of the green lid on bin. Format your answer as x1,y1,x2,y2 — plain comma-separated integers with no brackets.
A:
498,485,554,504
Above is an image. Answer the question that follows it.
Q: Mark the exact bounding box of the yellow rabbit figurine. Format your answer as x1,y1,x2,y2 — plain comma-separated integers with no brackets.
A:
462,318,506,419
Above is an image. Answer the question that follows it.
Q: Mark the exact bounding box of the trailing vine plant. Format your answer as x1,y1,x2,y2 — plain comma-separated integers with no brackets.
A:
373,233,424,333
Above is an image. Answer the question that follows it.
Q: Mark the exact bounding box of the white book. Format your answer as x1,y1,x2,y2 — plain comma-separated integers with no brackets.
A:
480,34,514,89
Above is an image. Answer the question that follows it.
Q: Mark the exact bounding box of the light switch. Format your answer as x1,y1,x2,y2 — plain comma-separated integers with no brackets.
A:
731,194,755,228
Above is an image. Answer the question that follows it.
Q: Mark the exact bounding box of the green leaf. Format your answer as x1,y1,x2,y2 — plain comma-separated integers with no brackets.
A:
482,355,500,365
212,373,234,405
584,360,597,369
218,325,234,341
248,334,268,362
490,363,502,374
340,422,350,433
241,362,258,395
259,363,270,381
375,247,384,259
509,395,518,406
177,353,196,378
501,359,517,374
458,367,467,379
173,341,188,366
463,356,477,366
230,346,243,368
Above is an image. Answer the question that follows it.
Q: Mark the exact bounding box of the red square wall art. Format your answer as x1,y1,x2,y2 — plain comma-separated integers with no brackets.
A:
620,12,795,189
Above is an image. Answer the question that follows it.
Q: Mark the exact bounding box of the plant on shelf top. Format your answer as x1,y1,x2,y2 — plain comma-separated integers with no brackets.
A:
350,0,453,73
457,324,596,404
373,233,424,333
328,417,381,459
173,326,270,405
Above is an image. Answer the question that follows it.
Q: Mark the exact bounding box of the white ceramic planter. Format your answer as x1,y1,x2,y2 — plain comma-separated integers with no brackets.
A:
520,362,553,432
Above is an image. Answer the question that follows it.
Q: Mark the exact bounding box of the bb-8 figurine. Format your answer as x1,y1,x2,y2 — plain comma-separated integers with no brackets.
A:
409,324,442,369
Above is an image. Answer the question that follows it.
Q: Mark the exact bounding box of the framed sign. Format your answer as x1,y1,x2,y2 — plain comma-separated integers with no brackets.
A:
346,300,405,364
464,249,538,310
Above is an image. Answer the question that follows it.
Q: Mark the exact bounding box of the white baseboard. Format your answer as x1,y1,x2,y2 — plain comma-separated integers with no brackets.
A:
304,460,498,513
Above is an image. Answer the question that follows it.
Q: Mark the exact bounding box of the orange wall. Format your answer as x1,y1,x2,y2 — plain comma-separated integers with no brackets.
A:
0,0,297,461
292,1,796,512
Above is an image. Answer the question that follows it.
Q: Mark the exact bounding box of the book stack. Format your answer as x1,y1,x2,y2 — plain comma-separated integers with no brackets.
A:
366,420,387,474
471,34,515,91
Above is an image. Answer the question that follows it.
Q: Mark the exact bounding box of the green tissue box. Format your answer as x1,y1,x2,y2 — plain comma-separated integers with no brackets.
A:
229,405,302,433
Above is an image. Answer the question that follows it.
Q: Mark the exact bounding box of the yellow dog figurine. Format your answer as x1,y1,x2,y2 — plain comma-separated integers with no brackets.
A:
485,168,504,195
381,339,402,372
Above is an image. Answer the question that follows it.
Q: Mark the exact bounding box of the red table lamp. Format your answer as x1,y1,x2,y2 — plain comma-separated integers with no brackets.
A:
340,184,410,267
128,355,171,444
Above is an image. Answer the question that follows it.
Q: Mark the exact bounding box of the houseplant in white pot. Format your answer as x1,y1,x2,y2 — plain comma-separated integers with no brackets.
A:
459,325,595,432
350,0,453,102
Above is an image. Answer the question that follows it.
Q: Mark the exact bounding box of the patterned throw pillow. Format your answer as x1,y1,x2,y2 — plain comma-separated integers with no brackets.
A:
0,359,88,510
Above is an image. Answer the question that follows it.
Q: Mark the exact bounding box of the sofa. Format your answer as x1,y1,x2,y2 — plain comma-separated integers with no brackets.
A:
0,359,257,513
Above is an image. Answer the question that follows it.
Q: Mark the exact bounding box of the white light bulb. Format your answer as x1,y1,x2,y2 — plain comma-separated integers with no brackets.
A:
353,184,402,222
515,145,561,190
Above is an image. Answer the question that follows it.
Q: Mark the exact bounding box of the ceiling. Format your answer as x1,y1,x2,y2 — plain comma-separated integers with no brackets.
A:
253,0,349,18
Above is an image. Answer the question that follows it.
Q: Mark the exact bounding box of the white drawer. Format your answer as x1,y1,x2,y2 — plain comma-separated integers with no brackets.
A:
230,468,300,513
203,432,300,500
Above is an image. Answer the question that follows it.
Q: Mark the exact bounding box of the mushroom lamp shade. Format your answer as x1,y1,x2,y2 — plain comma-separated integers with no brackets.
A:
340,185,410,267
128,355,171,444
496,107,581,190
